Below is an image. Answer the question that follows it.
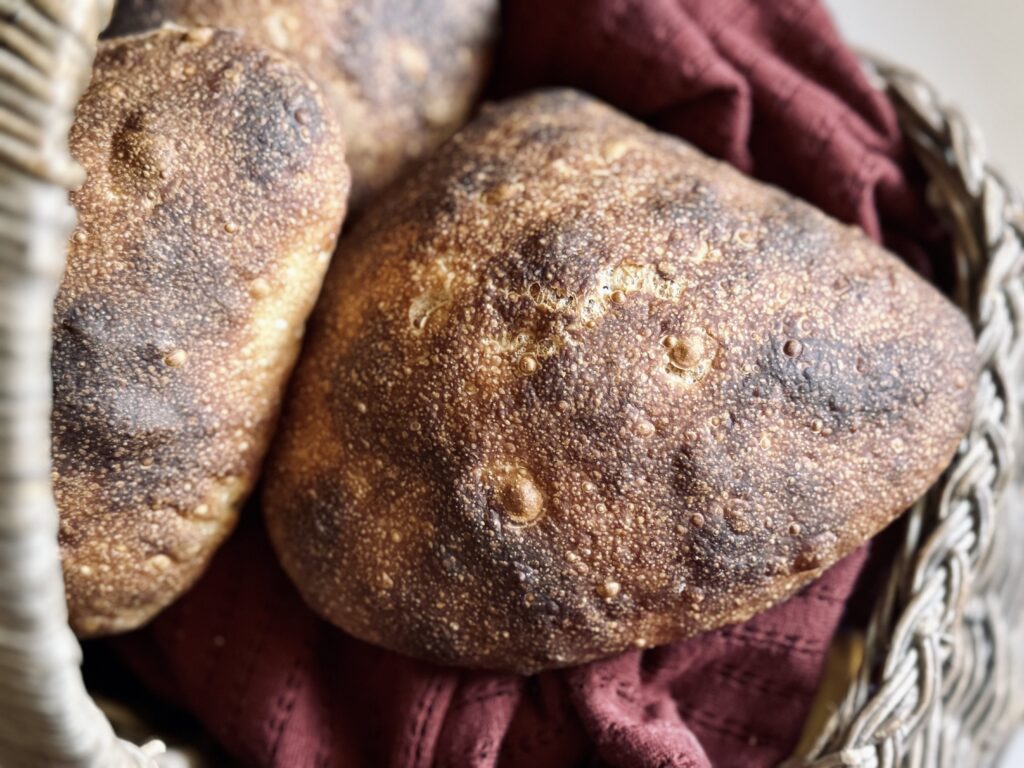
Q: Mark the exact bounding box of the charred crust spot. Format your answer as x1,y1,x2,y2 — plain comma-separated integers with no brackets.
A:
230,74,321,186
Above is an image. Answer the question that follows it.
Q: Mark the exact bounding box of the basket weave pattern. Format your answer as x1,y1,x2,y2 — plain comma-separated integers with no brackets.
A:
0,3,1020,767
795,60,1024,768
0,2,156,766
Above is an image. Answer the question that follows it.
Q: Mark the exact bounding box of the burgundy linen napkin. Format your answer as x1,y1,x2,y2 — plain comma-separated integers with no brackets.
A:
113,1,944,765
118,516,866,767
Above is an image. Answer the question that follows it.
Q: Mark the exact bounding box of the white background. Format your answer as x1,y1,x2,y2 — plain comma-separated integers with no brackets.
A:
825,2,1024,764
826,0,1024,186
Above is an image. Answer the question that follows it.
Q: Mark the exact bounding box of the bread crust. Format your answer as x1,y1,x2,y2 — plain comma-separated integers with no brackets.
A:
264,89,976,673
106,0,498,207
56,28,350,635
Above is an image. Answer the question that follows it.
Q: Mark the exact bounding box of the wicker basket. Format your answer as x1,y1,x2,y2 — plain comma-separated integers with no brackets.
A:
1,3,1021,767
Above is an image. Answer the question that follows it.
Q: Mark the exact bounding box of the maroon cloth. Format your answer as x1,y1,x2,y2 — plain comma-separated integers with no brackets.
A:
113,1,944,765
118,517,866,768
496,0,944,277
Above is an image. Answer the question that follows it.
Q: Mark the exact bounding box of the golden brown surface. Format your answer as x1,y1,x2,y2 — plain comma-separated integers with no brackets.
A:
106,0,498,208
263,90,976,673
56,27,350,636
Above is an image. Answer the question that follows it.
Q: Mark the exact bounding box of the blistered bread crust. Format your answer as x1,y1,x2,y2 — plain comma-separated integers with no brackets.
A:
56,28,350,635
107,0,497,207
265,90,975,673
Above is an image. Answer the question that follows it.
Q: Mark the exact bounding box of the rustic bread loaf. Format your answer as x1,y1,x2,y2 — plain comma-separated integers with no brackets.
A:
56,27,350,636
263,89,976,673
106,0,498,208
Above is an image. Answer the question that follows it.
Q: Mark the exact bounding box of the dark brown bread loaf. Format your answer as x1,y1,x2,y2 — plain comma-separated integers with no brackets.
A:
106,0,498,208
263,89,976,673
56,27,350,636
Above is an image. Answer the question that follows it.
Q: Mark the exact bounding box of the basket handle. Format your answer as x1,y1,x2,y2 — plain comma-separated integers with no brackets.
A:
0,2,153,766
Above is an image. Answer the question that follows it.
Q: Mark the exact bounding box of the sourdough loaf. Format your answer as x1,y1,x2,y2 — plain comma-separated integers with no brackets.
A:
264,89,975,672
56,27,350,635
107,0,497,207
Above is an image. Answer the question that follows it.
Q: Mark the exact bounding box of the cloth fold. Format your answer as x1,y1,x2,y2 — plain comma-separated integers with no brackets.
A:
116,517,866,767
113,1,945,765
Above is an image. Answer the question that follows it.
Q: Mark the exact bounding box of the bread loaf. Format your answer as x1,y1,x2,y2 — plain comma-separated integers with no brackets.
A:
106,0,498,208
56,27,350,635
263,89,976,673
